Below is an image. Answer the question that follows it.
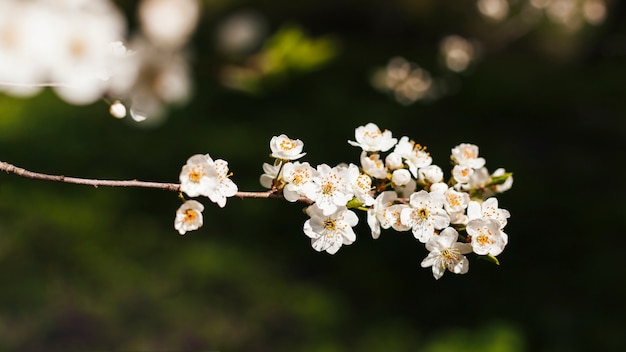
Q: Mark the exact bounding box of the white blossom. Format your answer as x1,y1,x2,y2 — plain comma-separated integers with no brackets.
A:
346,164,375,206
211,159,238,208
467,198,510,229
421,227,472,280
303,204,358,254
418,164,444,184
179,154,219,198
139,0,200,49
348,123,397,152
393,137,432,177
259,161,281,189
282,161,317,202
359,151,388,179
391,168,412,186
451,143,485,169
401,190,450,243
174,200,204,235
269,134,306,160
466,218,507,256
367,191,410,239
304,164,353,216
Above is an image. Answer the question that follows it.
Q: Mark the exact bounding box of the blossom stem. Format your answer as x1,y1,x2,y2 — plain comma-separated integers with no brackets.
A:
0,160,312,203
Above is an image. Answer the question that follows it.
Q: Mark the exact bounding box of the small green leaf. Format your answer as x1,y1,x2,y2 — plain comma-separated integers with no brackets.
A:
478,254,500,265
488,172,513,186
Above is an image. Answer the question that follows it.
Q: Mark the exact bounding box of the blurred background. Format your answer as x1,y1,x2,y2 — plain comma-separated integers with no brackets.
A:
1,0,625,351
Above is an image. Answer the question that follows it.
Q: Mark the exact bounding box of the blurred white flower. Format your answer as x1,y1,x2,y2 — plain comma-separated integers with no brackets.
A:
440,35,475,73
215,10,268,57
139,0,200,49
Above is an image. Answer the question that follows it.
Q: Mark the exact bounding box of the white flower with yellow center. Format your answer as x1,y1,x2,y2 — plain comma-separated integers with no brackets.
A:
359,151,388,179
179,154,218,198
269,134,306,160
211,159,238,208
466,218,507,256
304,164,354,216
421,227,473,280
467,197,510,229
367,191,410,239
451,143,485,169
347,164,375,206
282,161,317,202
174,200,204,235
393,136,432,177
348,122,397,152
303,204,358,254
400,190,450,243
443,188,470,214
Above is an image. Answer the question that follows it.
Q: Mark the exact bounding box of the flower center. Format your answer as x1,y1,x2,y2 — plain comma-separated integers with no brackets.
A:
188,167,205,183
440,248,460,268
321,182,335,195
184,209,197,224
463,149,477,159
476,234,494,246
323,218,337,232
280,140,296,151
417,208,429,220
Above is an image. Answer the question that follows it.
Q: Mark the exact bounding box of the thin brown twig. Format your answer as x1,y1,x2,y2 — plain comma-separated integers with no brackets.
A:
0,160,311,202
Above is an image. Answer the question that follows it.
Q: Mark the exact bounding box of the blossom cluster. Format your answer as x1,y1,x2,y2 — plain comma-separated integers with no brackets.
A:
175,154,238,235
0,0,199,122
260,124,513,279
172,123,512,279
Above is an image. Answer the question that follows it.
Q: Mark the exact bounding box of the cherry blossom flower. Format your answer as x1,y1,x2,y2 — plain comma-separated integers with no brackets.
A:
282,161,317,202
304,164,353,216
359,151,388,179
393,137,432,177
418,165,444,184
259,161,281,189
466,218,507,256
400,190,450,243
467,197,510,229
451,143,486,169
269,134,306,160
421,227,472,280
391,168,412,186
367,191,410,239
346,164,375,206
348,123,397,152
174,200,204,235
303,204,358,254
179,154,218,198
211,159,238,208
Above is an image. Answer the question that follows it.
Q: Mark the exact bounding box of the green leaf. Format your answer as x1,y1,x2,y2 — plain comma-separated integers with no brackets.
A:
488,172,513,186
478,254,500,265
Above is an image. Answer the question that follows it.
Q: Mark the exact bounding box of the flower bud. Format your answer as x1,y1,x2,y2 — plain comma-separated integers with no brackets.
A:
385,152,404,170
392,169,411,186
109,100,127,118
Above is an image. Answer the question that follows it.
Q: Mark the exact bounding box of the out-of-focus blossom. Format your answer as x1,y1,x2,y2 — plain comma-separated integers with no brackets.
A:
477,0,510,22
371,57,435,105
440,35,476,73
216,10,268,57
139,0,200,49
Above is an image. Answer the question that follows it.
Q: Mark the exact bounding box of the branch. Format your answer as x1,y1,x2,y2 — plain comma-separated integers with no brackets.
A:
0,161,305,202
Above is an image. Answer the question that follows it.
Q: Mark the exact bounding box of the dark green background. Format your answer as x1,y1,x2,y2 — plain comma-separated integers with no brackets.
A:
1,1,625,351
